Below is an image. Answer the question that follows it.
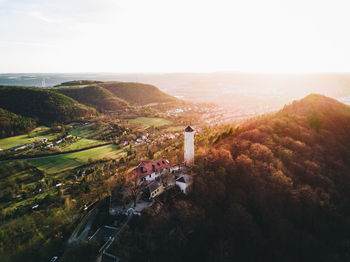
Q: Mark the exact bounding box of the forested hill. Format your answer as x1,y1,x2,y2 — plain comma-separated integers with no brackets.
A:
55,85,129,112
0,108,36,138
55,80,177,108
99,81,177,105
121,94,350,262
0,86,96,125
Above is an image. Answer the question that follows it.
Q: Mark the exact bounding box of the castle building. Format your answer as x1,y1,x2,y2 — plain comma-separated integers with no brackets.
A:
184,126,194,166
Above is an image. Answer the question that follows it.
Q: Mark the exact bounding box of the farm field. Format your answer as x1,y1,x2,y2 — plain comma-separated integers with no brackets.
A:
68,123,96,137
61,138,104,152
0,123,107,157
28,144,125,174
0,126,55,149
128,117,172,128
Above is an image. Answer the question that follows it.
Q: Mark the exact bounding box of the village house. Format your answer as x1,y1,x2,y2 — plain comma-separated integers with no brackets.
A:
130,157,171,182
142,181,164,200
10,144,26,151
175,174,193,194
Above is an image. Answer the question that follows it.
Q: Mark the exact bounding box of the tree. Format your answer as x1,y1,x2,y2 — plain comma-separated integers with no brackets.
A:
147,149,154,160
125,172,142,207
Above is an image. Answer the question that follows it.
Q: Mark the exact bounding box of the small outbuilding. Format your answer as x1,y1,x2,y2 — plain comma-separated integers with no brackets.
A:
175,174,193,194
142,181,164,200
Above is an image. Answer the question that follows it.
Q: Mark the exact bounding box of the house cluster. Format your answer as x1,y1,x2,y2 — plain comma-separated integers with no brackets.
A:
137,158,193,200
9,142,36,152
120,133,149,147
110,126,196,216
46,134,74,148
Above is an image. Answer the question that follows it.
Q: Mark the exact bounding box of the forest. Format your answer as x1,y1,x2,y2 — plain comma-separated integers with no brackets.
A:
0,86,96,125
111,94,350,261
56,85,130,112
0,108,36,138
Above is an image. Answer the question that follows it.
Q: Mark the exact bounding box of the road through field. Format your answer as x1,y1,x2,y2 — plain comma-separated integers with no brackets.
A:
0,142,113,163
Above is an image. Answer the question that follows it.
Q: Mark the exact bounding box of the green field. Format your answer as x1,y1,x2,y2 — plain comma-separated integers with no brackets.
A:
128,117,172,128
61,138,103,152
0,124,104,152
28,144,125,174
69,123,96,137
0,126,55,149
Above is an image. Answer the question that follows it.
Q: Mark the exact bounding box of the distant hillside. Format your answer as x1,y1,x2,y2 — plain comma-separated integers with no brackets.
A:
119,94,350,262
57,80,103,86
0,108,36,138
99,81,177,105
0,86,96,125
55,85,129,112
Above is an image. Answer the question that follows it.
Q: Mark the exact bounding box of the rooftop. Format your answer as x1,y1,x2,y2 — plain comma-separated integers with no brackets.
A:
130,157,171,178
185,126,194,132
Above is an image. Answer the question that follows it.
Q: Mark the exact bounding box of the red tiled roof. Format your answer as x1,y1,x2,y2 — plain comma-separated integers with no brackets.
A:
130,157,170,179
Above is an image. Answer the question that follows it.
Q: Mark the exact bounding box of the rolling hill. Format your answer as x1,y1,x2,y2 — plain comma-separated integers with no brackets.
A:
55,85,129,112
99,81,177,105
117,94,350,262
0,86,96,125
56,80,103,86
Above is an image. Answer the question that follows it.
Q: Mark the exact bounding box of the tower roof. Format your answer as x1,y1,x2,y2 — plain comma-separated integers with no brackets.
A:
185,126,194,132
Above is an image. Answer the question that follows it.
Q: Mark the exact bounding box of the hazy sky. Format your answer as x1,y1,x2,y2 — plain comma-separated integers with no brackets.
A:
1,0,350,73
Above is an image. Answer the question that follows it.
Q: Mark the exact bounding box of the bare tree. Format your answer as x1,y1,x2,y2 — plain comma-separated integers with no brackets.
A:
126,172,143,207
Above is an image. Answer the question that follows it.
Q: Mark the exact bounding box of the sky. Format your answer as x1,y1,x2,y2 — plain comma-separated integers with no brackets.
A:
1,0,350,73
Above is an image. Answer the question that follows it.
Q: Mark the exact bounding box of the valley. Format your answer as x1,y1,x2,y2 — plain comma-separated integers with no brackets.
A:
1,79,350,262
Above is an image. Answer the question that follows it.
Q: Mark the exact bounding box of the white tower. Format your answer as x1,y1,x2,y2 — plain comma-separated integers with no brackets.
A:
184,126,194,166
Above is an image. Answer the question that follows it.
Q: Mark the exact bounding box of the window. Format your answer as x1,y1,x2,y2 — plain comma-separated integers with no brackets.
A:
157,162,160,166
162,160,165,164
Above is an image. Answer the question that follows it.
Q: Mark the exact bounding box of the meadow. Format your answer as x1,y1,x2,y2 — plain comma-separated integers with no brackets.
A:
128,117,172,128
28,144,125,174
0,126,55,149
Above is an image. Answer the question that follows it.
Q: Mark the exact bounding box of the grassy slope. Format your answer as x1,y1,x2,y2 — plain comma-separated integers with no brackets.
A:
128,117,172,128
0,86,96,124
61,138,103,151
28,144,124,174
0,124,103,151
0,127,55,149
